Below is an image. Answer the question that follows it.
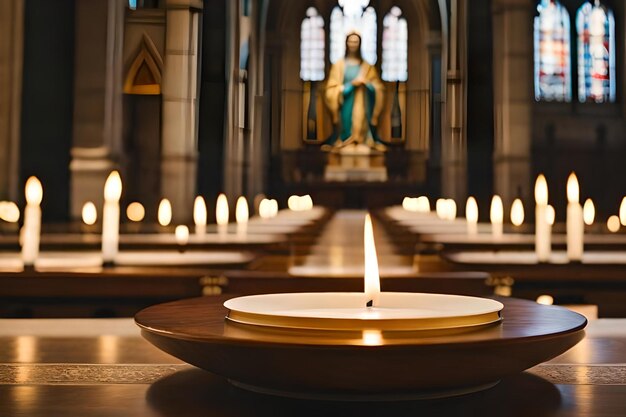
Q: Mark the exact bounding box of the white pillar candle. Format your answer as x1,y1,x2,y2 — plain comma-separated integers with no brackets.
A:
102,171,122,265
490,195,504,238
566,173,584,261
216,193,229,238
193,196,207,236
21,177,43,268
534,174,551,262
235,196,249,237
465,196,478,235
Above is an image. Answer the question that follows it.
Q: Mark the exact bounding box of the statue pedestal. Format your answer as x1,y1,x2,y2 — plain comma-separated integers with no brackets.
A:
324,147,387,182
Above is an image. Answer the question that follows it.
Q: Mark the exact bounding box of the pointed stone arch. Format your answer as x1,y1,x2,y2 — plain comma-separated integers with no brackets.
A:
124,34,163,95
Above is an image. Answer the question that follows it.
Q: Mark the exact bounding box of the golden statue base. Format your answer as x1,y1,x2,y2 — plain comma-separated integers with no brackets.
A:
324,146,388,182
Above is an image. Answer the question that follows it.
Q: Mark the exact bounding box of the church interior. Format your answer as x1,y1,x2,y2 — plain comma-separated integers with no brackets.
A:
1,0,626,415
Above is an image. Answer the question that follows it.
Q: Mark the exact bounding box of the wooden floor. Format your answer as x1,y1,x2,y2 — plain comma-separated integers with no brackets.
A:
0,317,625,416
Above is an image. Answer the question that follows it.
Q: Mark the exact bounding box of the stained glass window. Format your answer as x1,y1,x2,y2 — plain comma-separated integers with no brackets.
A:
577,1,615,103
382,7,408,82
329,0,377,65
534,0,571,102
129,0,137,9
300,7,325,81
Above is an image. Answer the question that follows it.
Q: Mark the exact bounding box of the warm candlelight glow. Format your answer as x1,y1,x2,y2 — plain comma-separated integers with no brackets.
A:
269,199,279,217
216,193,229,225
566,172,579,204
446,199,457,220
175,225,189,246
81,202,97,225
363,214,381,307
435,198,446,219
490,195,504,224
236,196,249,224
157,199,172,226
546,205,555,226
534,174,548,205
0,201,20,223
287,195,299,211
510,198,525,226
103,171,122,202
25,177,43,205
302,195,313,211
416,196,430,213
193,196,207,226
536,295,554,305
361,330,383,346
607,215,620,233
466,197,478,223
620,197,626,226
126,202,145,222
259,199,271,219
583,199,595,226
402,197,415,211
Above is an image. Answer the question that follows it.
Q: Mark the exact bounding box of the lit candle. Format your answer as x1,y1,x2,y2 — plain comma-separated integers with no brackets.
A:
402,197,414,212
157,198,172,228
583,199,595,226
510,198,525,227
465,196,478,235
81,202,97,226
435,199,446,220
535,174,551,262
363,214,380,307
193,196,207,236
259,199,271,220
0,201,20,223
236,196,249,236
216,193,229,238
102,171,122,266
175,225,189,252
446,199,457,221
490,195,504,238
21,177,43,268
288,195,300,211
566,173,584,261
546,205,555,226
269,199,279,218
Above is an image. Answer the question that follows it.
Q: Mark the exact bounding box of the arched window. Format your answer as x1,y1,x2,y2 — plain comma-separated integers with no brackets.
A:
382,6,408,82
329,0,377,65
129,0,137,9
534,0,571,102
576,1,615,103
300,7,325,81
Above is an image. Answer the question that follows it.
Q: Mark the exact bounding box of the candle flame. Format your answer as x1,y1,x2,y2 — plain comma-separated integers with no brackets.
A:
175,225,189,245
362,330,383,346
608,215,620,233
269,199,279,217
259,199,271,219
235,196,249,224
402,197,416,212
510,198,525,226
534,174,548,206
620,197,626,226
583,199,595,226
465,196,478,224
536,295,554,305
103,171,122,202
546,205,556,226
363,214,380,307
193,196,207,226
490,195,504,224
25,177,43,205
302,195,313,211
81,202,97,225
157,199,172,226
126,202,145,222
216,194,229,225
0,201,20,223
567,172,579,204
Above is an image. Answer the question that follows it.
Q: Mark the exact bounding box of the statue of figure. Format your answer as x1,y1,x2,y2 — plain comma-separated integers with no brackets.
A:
323,32,386,152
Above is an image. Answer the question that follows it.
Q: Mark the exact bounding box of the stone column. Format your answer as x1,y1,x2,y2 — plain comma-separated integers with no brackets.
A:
161,0,202,223
492,0,533,206
70,0,125,219
441,0,468,200
0,0,24,200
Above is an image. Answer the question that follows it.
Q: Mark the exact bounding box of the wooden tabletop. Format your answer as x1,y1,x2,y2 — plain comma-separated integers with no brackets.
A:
0,315,625,416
